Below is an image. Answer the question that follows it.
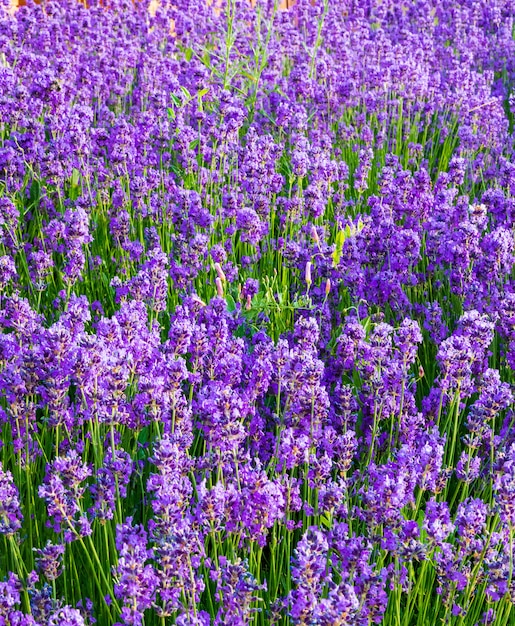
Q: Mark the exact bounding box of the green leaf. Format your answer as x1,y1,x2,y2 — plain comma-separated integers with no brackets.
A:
71,168,80,188
180,86,192,102
29,180,40,204
138,426,150,445
235,324,247,338
332,220,365,267
319,511,333,528
332,229,345,268
226,294,237,312
202,51,211,67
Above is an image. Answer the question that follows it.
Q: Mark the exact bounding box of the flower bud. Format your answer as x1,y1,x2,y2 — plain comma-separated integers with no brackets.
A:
191,294,206,307
215,276,224,297
305,261,312,286
311,224,320,245
214,262,226,283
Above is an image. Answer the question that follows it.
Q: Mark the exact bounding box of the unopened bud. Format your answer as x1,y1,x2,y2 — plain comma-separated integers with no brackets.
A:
418,365,425,378
305,261,312,286
311,224,320,245
215,276,224,297
245,294,252,311
191,294,206,307
214,262,226,283
325,278,331,296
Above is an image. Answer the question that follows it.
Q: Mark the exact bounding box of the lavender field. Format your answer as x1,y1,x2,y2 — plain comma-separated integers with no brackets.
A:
2,0,515,623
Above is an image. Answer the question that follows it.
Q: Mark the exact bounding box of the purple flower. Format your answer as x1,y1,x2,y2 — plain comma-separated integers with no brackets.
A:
360,451,416,525
47,606,86,626
455,498,489,554
147,433,193,526
212,557,265,625
114,518,158,626
421,301,449,344
126,246,169,313
196,382,248,455
455,452,481,484
0,255,17,290
311,583,359,625
89,450,133,522
238,464,286,547
423,499,454,545
0,572,22,617
494,442,515,526
436,334,475,398
241,278,259,300
0,463,22,535
236,207,267,246
416,430,446,493
0,197,19,251
34,541,65,582
289,527,329,623
465,368,512,448
38,450,91,541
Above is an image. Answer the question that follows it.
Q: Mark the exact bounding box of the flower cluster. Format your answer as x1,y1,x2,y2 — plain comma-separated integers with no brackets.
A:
1,0,515,624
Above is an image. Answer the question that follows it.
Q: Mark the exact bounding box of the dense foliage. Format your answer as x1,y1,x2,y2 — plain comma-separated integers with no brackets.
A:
1,0,515,624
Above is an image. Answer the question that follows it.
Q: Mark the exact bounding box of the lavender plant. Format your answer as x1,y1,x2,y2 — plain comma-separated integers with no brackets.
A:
1,0,515,623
